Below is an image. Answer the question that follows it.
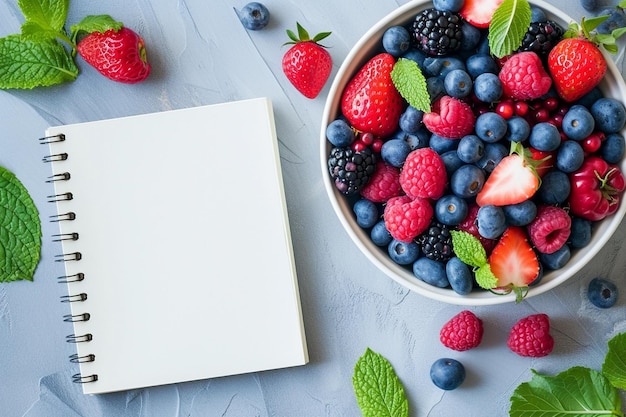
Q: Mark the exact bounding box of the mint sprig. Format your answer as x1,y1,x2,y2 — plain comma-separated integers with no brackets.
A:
450,230,498,289
390,58,430,113
353,348,409,417
603,332,626,390
488,0,532,58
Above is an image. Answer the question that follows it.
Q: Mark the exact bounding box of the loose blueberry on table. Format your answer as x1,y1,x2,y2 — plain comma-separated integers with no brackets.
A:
325,0,626,300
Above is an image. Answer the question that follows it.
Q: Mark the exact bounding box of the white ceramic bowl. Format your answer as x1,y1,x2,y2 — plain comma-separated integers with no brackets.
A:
320,0,626,305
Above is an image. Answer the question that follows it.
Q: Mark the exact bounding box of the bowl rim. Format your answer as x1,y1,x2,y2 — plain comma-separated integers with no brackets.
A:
320,0,626,305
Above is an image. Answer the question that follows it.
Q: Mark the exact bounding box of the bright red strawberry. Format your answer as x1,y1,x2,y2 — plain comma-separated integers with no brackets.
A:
440,310,484,352
422,96,475,139
360,161,402,203
488,226,540,302
507,313,554,357
499,52,552,100
384,195,433,242
77,27,151,84
341,53,404,138
400,148,447,200
476,142,541,207
527,205,571,254
282,23,332,99
459,0,504,28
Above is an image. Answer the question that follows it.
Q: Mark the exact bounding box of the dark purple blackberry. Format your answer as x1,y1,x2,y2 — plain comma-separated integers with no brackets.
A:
417,221,453,262
518,20,564,57
410,8,463,56
328,146,376,195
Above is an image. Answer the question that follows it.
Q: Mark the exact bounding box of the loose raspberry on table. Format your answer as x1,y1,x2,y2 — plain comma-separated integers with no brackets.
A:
384,195,433,242
360,161,403,203
527,205,571,254
499,51,552,100
507,313,554,357
422,95,475,139
440,310,484,351
400,148,447,200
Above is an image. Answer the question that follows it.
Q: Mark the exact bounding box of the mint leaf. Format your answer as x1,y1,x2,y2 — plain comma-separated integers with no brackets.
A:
603,332,626,390
390,58,430,113
70,15,124,43
488,0,532,58
510,367,623,417
475,264,498,290
353,348,409,417
18,0,69,33
0,34,77,89
450,230,487,268
0,166,42,282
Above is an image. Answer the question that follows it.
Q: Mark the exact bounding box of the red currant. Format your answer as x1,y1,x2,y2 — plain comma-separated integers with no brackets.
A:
352,140,367,152
582,132,605,153
496,100,514,119
533,108,550,123
360,132,375,146
514,101,529,117
371,138,384,153
544,97,559,112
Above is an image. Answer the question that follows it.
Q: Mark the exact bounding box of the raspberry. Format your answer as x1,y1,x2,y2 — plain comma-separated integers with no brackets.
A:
507,313,554,357
360,161,402,203
498,51,552,100
423,96,475,139
440,310,484,351
527,205,571,254
400,148,447,200
384,195,433,242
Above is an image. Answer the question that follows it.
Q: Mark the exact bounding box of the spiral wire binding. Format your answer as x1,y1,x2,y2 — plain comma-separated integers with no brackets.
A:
43,132,98,385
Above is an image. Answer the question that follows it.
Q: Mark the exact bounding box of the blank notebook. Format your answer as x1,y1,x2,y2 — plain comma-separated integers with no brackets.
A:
42,98,308,395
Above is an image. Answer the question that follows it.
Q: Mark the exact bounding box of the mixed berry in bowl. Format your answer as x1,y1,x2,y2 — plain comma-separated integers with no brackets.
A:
321,0,626,305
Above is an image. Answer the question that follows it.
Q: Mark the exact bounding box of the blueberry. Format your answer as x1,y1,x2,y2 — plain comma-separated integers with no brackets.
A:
540,244,571,270
371,220,393,247
430,358,466,390
505,116,531,142
326,119,355,147
391,129,428,152
429,133,458,154
473,72,502,103
538,170,571,204
569,217,592,248
503,200,537,227
587,277,619,308
457,134,485,163
460,21,482,51
529,122,561,152
476,142,508,173
441,150,464,177
575,87,603,109
399,106,424,134
237,2,270,30
435,194,468,226
388,239,420,265
382,26,411,57
433,0,464,12
413,257,449,287
427,77,445,101
530,6,547,22
450,164,485,198
476,36,491,55
477,205,506,239
402,49,427,68
465,54,499,79
556,140,585,173
423,57,466,78
381,138,411,167
591,97,626,133
475,112,508,143
580,0,599,12
600,133,625,164
446,257,473,295
444,69,473,98
562,105,595,141
596,7,626,35
353,199,379,228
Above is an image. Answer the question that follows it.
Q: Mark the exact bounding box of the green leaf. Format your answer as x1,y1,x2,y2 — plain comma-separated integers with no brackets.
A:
18,0,69,33
0,34,78,89
450,230,487,268
488,0,532,58
0,166,42,282
603,332,626,390
69,15,123,43
353,348,409,417
390,58,430,113
510,367,624,417
475,264,498,290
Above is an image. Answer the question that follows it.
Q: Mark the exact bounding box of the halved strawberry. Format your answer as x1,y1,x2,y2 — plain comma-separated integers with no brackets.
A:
475,142,541,206
488,226,539,302
459,0,504,28
528,147,555,177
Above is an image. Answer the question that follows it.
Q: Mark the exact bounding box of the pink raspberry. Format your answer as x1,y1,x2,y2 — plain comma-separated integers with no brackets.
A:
440,310,484,351
384,195,433,242
507,313,554,357
399,148,447,200
360,161,402,203
422,96,475,139
527,205,571,254
499,51,552,100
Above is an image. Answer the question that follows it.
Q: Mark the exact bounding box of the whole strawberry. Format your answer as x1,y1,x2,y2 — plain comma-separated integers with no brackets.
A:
507,313,554,357
77,26,151,84
282,23,332,99
440,310,484,351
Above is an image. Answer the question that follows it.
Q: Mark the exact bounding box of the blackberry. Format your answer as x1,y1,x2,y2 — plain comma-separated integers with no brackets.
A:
410,8,463,56
518,20,564,57
328,146,376,195
417,221,453,262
